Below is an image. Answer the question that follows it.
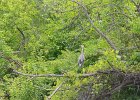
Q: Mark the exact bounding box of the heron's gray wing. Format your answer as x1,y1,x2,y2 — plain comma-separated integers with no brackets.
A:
78,54,84,67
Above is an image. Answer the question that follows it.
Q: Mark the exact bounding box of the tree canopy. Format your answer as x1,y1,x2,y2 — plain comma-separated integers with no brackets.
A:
0,0,140,100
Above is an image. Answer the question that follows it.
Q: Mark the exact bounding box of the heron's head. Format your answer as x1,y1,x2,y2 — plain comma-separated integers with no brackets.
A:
80,45,84,49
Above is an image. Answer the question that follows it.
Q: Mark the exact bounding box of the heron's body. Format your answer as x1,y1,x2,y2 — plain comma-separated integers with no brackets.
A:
78,45,85,67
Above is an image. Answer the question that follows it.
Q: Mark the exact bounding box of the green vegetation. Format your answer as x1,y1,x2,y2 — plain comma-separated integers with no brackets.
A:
0,0,140,100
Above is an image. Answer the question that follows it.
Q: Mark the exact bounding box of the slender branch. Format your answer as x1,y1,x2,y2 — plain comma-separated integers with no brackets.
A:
12,70,64,77
0,51,21,55
71,0,117,51
16,27,26,54
131,0,140,14
47,82,64,100
131,0,137,6
12,69,98,77
12,69,123,78
0,54,22,68
17,27,25,41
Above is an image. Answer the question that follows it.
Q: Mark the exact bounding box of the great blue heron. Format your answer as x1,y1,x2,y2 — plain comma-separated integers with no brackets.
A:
78,45,85,67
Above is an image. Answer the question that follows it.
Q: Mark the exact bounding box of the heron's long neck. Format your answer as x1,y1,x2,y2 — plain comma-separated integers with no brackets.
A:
81,47,84,54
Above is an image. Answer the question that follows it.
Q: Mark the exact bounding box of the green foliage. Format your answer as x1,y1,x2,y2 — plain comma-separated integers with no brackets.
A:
0,0,140,100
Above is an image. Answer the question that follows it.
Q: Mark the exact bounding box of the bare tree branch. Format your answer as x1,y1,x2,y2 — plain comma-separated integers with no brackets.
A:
12,69,100,77
0,53,23,68
17,27,25,42
71,0,117,51
131,0,137,6
12,70,64,77
0,51,21,55
47,82,64,100
131,0,140,14
12,69,124,78
17,27,26,55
